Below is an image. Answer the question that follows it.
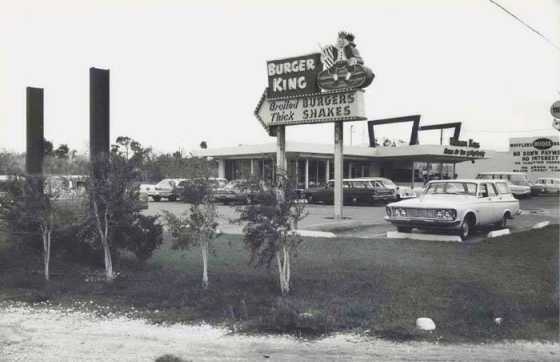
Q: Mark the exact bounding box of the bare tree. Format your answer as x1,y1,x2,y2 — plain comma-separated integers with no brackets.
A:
87,154,138,281
163,159,220,289
0,175,72,281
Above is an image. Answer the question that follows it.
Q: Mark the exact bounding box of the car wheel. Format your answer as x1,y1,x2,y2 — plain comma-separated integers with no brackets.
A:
496,213,509,229
397,226,412,233
306,194,313,204
459,216,474,240
152,196,161,202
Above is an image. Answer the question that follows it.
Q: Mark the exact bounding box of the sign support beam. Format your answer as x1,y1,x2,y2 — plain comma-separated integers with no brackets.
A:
276,126,287,178
26,87,44,176
334,121,344,219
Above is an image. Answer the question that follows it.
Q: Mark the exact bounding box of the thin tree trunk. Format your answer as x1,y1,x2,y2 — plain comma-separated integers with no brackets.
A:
42,227,51,281
201,240,208,289
93,199,114,281
276,243,290,296
276,252,285,296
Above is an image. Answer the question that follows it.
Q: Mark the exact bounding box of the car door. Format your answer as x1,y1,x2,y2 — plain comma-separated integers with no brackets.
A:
342,181,355,204
315,181,334,204
486,182,503,222
495,181,518,215
477,183,496,224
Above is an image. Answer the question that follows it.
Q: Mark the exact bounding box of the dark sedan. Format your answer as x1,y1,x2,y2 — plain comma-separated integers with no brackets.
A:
304,179,396,205
213,180,254,205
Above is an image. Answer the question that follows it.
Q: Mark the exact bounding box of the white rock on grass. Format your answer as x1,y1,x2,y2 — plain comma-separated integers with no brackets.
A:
532,221,550,229
416,317,436,331
487,229,510,238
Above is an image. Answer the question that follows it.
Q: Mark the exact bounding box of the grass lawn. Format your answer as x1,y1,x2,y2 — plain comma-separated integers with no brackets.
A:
0,225,558,343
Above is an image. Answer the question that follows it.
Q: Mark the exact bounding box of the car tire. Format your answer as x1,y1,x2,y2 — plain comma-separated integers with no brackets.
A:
459,216,474,241
306,195,313,204
152,196,161,202
397,226,412,233
496,213,509,229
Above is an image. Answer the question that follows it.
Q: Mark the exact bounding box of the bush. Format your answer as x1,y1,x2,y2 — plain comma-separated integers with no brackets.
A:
113,214,163,262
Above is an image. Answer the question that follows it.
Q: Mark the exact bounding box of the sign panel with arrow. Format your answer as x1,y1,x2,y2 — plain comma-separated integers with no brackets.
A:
254,88,366,133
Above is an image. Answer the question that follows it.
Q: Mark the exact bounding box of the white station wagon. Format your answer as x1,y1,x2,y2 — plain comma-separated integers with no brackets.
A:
385,179,520,240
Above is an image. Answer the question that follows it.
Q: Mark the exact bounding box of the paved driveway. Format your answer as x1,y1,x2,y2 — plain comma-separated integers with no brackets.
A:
143,196,558,239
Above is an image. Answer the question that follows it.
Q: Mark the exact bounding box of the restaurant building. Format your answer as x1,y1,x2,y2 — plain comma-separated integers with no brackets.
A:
195,134,559,188
195,141,487,189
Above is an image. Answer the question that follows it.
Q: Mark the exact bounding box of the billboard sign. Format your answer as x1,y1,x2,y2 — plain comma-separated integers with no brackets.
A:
255,88,366,131
267,53,322,99
510,136,560,176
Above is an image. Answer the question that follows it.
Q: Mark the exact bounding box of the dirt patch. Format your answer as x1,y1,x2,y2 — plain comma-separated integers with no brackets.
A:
1,303,558,361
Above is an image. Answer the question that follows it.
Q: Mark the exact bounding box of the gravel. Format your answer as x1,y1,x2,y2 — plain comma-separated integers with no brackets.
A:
1,303,558,361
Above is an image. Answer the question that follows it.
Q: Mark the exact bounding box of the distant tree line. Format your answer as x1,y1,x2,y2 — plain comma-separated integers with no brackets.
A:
1,136,218,183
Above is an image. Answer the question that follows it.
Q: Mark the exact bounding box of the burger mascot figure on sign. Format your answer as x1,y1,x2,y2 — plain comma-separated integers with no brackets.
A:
318,32,374,90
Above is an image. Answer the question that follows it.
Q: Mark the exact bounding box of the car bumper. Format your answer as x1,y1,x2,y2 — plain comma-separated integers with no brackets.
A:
214,194,244,202
385,216,461,229
373,194,397,201
151,191,175,197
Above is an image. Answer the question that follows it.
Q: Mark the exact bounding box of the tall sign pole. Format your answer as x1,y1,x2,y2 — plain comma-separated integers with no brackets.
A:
334,121,344,219
276,125,287,176
26,87,44,176
90,67,110,163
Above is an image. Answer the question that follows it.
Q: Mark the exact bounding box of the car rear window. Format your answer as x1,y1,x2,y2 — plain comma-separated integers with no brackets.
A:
495,182,510,194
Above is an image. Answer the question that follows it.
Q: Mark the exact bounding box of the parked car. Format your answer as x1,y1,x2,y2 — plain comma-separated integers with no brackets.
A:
177,177,229,203
139,183,156,196
385,179,519,240
148,178,185,202
535,177,560,194
304,178,396,205
358,177,416,200
476,172,531,198
213,179,255,204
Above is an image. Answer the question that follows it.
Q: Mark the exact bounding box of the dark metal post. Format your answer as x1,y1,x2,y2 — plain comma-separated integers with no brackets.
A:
26,87,44,175
90,67,110,162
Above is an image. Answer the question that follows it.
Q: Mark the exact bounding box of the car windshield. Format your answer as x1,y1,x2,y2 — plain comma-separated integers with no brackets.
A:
425,182,477,195
476,174,492,180
210,179,227,188
510,176,530,186
379,178,395,187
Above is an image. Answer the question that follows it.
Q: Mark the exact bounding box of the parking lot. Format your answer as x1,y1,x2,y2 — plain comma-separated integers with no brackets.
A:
143,195,559,241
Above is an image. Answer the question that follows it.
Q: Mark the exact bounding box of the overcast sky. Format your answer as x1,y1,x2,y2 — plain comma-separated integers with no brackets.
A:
1,0,559,154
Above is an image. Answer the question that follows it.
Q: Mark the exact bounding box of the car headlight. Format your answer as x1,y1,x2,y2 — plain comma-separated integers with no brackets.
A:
394,208,401,216
400,208,407,217
386,207,391,216
436,210,443,218
448,209,457,219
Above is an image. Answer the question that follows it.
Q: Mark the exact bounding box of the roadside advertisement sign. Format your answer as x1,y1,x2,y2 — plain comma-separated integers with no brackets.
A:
510,136,560,176
255,88,366,131
267,53,322,99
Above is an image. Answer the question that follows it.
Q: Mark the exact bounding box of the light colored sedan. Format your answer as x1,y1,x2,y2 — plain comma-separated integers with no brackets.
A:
385,179,519,240
535,178,560,194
